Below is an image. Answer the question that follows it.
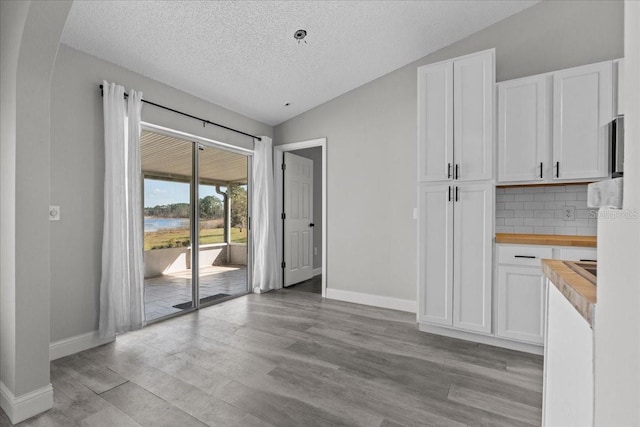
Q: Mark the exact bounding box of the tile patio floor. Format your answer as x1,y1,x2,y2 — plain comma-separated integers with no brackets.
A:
144,265,248,321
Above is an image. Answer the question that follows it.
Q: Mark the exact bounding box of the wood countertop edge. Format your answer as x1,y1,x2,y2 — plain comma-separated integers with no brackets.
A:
541,259,596,327
496,233,597,248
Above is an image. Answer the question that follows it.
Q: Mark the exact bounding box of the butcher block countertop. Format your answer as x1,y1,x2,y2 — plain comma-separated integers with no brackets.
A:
541,259,597,327
495,233,597,248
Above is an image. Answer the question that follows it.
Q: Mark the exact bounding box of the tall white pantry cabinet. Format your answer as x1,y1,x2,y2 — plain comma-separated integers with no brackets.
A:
417,49,495,335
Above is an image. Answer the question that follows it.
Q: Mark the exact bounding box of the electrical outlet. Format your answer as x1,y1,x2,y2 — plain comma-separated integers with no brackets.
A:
564,206,575,220
314,247,318,256
49,205,60,221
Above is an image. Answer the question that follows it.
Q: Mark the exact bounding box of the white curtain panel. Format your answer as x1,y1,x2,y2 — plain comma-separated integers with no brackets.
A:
252,136,281,293
99,81,145,338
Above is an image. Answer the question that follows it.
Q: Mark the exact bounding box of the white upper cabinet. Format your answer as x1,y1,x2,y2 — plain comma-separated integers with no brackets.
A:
418,49,494,183
552,61,613,181
418,62,453,182
453,51,494,182
497,75,551,182
497,60,615,183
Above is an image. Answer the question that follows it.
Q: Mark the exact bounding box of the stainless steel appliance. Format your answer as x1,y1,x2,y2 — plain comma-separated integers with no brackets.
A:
611,115,624,177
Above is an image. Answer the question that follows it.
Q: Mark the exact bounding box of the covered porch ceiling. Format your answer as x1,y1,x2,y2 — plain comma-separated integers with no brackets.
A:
141,130,248,185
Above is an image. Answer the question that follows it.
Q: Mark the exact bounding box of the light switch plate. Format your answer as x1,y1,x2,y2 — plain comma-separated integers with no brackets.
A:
49,205,60,221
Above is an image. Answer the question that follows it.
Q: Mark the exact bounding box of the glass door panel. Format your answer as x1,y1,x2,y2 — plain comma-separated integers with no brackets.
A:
197,145,249,306
141,131,194,321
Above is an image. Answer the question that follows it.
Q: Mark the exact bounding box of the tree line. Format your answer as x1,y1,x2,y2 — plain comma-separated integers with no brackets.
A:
144,184,247,228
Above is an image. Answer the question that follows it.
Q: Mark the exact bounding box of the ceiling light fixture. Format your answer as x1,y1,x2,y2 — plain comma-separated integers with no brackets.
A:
294,29,307,44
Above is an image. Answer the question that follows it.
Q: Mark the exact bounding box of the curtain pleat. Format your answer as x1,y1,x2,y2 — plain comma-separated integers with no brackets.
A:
251,137,281,293
99,81,145,338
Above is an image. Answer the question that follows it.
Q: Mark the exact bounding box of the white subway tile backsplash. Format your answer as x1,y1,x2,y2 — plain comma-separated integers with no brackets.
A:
573,219,590,227
545,186,567,193
534,193,556,202
514,210,535,218
576,209,595,219
555,226,578,235
497,210,514,218
496,194,515,202
577,227,598,235
544,218,566,227
534,226,556,234
544,201,567,210
524,218,545,226
556,192,578,201
565,184,588,192
505,218,524,226
505,202,524,210
514,193,535,202
524,201,546,210
524,187,546,193
496,184,596,236
505,187,525,194
534,210,555,218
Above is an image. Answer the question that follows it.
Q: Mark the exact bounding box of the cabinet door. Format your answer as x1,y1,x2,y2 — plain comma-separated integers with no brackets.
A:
497,75,551,182
496,266,546,344
418,184,454,325
453,183,493,333
553,61,613,180
417,62,453,182
453,50,494,182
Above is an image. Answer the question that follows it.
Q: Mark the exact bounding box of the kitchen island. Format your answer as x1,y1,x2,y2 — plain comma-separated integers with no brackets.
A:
541,259,597,427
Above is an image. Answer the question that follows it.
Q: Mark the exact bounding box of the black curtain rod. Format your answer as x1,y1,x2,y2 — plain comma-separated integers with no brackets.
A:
99,84,261,141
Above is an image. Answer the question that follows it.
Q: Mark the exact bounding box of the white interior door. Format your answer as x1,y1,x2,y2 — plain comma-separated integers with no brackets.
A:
283,152,314,286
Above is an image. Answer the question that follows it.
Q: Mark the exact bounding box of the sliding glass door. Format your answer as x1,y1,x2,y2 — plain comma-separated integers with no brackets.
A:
197,145,249,307
141,128,250,322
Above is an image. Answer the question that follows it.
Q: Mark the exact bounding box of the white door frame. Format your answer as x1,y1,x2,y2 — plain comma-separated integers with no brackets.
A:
274,138,327,297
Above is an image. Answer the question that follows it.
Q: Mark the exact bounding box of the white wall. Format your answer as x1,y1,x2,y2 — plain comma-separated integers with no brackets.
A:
0,0,30,399
274,0,623,302
291,147,323,270
49,45,273,344
594,2,640,425
1,1,72,423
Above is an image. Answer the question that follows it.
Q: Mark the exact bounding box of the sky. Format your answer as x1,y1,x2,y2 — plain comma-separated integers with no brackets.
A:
144,179,223,207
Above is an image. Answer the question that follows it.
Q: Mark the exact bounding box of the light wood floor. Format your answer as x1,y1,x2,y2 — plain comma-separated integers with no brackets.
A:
2,287,543,426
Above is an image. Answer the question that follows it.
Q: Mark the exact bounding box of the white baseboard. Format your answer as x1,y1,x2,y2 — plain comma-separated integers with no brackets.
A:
418,323,544,355
312,267,322,277
325,288,416,313
49,331,115,361
0,381,53,425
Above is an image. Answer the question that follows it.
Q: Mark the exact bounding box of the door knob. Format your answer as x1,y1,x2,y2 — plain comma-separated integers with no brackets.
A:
309,223,315,227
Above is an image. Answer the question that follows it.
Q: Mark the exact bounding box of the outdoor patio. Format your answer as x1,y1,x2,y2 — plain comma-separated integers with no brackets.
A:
144,265,248,321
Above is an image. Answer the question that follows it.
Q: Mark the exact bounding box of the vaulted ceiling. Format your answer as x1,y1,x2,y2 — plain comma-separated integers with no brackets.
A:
62,0,539,126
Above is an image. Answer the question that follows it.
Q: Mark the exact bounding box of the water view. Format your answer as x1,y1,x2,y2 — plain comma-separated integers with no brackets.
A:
144,217,189,232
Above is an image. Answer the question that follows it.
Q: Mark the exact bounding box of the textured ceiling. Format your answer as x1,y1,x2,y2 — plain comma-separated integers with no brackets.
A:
62,0,539,126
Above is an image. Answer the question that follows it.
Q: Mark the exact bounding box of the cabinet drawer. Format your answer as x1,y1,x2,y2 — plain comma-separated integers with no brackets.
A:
558,248,597,262
498,245,553,266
